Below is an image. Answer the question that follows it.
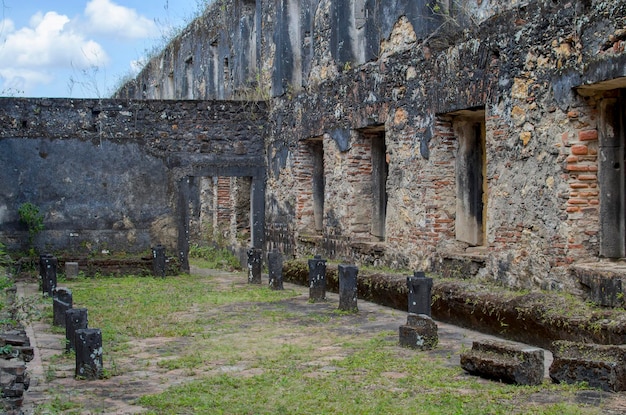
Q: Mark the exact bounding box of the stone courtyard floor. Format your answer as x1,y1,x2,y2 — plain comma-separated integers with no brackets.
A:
14,267,626,414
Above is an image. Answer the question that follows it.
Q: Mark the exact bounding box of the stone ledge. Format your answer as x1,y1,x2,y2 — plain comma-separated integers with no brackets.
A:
283,260,626,349
460,340,544,385
572,262,626,307
550,341,626,392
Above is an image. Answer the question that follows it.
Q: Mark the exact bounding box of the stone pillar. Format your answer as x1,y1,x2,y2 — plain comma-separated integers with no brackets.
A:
40,254,57,297
64,262,79,279
75,328,103,380
267,251,283,290
307,255,327,302
65,308,88,353
247,248,262,284
407,271,433,317
338,264,358,312
53,287,73,327
152,244,166,278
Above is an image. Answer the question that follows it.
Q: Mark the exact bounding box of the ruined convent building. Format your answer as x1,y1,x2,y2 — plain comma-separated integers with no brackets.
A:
2,0,626,298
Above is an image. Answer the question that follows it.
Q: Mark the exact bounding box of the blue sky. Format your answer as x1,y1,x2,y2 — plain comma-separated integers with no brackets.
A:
0,0,204,98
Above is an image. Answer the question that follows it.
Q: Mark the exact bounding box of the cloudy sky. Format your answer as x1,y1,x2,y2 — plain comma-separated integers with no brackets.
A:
0,0,203,98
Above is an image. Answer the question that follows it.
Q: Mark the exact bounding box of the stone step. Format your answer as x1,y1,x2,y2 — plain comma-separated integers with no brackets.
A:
549,340,626,392
460,340,545,385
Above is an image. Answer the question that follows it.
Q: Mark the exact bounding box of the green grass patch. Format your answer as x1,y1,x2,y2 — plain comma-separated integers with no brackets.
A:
140,334,597,415
48,269,603,415
65,273,299,350
189,244,241,270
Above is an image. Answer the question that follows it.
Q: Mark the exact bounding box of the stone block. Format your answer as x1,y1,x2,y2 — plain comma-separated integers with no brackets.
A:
460,340,544,386
308,255,327,302
247,248,262,284
549,341,626,392
75,328,103,380
65,308,88,353
578,272,623,308
407,271,433,316
53,287,73,327
65,262,79,279
267,251,284,290
399,313,438,350
338,264,358,312
151,245,166,277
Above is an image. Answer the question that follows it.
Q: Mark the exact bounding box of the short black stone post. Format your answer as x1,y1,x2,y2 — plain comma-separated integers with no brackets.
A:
247,247,262,284
338,264,359,312
40,255,58,297
407,271,433,317
267,251,284,290
53,287,73,327
152,244,166,278
65,308,88,353
308,255,327,302
75,328,103,380
39,254,51,289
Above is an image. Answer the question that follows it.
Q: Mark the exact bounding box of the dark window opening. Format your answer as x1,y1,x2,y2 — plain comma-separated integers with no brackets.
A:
599,90,626,258
452,109,486,246
310,140,325,232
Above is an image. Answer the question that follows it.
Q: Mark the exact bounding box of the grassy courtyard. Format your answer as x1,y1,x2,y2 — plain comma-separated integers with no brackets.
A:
25,263,616,414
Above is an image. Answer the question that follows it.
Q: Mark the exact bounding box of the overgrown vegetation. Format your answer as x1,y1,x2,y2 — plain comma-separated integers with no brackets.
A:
0,242,11,268
18,202,44,253
188,243,241,270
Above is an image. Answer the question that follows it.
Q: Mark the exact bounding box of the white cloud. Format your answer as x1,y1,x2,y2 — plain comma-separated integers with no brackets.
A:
0,12,109,95
84,0,157,39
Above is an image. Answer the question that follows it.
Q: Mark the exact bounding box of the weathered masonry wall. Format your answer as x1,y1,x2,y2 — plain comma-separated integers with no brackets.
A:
116,0,626,295
0,99,267,260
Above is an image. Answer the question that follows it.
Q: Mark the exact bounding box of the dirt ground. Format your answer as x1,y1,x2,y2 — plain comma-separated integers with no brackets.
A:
15,267,626,414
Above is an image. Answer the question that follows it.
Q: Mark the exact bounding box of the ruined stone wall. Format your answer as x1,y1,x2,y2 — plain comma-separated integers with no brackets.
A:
117,0,626,293
0,98,267,255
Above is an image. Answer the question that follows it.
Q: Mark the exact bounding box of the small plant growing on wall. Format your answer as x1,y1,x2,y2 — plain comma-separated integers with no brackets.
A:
18,202,44,254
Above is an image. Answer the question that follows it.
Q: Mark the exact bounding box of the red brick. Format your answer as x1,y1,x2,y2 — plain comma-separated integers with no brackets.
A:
570,183,589,189
578,130,598,141
566,164,588,172
566,206,580,213
566,155,578,163
567,198,588,205
578,174,597,181
571,144,588,155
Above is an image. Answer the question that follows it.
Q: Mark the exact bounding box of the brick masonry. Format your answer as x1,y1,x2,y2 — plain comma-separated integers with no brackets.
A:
4,0,626,294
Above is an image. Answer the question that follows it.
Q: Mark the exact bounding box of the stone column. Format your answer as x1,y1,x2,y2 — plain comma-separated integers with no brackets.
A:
53,287,73,327
152,245,166,278
407,271,433,317
247,248,262,284
65,308,88,353
338,264,358,312
267,251,283,290
307,255,327,302
75,328,103,380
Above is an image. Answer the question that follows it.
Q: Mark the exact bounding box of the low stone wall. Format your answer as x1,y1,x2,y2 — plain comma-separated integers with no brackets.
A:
284,260,626,349
15,255,181,278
